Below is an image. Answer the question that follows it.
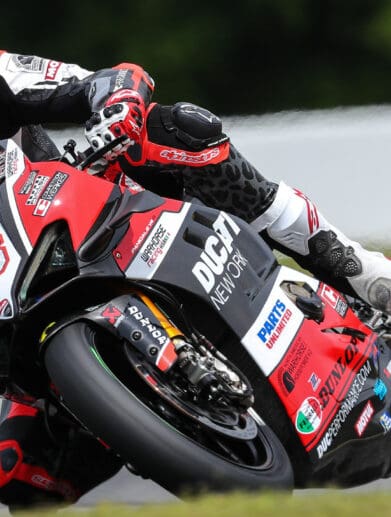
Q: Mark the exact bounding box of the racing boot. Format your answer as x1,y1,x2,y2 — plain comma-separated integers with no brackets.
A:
251,180,391,314
0,400,122,513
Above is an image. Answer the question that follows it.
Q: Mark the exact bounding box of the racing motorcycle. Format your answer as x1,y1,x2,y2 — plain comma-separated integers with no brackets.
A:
0,135,391,497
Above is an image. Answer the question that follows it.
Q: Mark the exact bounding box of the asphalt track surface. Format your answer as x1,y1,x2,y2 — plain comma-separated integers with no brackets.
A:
76,469,391,507
1,467,391,514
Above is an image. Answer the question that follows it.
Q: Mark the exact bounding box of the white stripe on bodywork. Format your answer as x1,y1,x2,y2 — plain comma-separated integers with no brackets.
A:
0,223,21,318
242,266,319,376
125,203,191,280
5,140,32,254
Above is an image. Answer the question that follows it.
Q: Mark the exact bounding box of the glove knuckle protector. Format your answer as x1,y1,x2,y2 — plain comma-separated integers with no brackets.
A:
85,99,140,160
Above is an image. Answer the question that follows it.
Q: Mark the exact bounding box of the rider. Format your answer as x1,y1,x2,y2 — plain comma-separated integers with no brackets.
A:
1,49,391,508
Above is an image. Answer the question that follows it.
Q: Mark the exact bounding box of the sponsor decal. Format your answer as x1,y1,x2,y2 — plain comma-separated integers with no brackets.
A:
26,175,49,206
384,360,391,379
380,412,391,433
130,218,155,256
108,88,136,103
0,299,12,318
18,170,37,195
316,360,371,459
156,340,178,372
293,188,319,234
354,400,374,437
257,299,293,349
33,199,51,217
101,304,124,326
30,474,75,499
8,54,44,72
317,340,360,409
31,473,54,490
242,287,305,377
204,247,247,311
277,339,312,395
0,233,10,274
282,370,295,393
5,148,20,177
126,305,177,372
114,69,128,91
308,372,321,391
296,397,322,434
128,305,168,346
320,284,348,317
40,171,68,201
125,205,189,280
160,148,220,164
373,378,387,400
192,212,248,311
4,144,25,181
45,60,61,80
0,148,5,179
124,175,144,194
140,224,171,267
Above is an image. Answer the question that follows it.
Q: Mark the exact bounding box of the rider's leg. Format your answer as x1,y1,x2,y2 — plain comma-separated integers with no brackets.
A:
0,400,122,512
119,101,391,313
181,144,391,313
249,179,391,313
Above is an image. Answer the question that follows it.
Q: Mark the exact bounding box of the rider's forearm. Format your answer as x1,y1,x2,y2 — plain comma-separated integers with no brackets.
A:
0,51,154,137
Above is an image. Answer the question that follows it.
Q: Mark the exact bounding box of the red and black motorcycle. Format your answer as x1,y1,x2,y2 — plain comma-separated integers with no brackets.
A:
0,136,391,495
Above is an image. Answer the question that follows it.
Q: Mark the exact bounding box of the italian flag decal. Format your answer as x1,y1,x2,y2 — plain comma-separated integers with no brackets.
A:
295,397,322,434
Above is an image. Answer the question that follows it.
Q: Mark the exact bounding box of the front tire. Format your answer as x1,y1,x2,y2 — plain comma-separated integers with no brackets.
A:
44,322,293,494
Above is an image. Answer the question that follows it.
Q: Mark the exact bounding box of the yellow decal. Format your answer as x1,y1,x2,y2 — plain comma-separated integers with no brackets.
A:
39,321,56,343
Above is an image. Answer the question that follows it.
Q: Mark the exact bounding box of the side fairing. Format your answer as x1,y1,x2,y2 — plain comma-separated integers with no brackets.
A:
262,273,379,463
113,202,279,337
112,201,391,476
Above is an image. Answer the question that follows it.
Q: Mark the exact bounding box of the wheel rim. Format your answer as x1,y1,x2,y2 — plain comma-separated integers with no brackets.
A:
90,330,278,472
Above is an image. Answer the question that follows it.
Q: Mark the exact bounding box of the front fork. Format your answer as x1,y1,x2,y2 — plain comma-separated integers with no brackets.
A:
39,290,253,409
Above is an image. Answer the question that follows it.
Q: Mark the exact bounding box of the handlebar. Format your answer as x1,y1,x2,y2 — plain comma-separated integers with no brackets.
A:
77,135,128,170
60,135,128,172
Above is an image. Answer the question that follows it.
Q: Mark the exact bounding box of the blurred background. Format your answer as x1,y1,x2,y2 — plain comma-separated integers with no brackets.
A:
3,0,391,241
4,0,391,114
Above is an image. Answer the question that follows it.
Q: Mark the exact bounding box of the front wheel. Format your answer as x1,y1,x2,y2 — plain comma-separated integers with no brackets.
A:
44,322,293,495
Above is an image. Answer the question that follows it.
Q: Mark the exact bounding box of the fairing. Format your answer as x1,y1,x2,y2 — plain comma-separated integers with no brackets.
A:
1,139,391,486
110,201,391,480
0,139,119,317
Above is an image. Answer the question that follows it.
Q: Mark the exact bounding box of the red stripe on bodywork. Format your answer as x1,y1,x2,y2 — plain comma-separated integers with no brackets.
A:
7,402,38,419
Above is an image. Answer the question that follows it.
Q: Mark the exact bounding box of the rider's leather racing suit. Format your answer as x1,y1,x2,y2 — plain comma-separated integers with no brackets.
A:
1,49,391,508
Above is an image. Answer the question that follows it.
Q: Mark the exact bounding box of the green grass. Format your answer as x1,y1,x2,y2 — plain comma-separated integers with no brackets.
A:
12,491,391,517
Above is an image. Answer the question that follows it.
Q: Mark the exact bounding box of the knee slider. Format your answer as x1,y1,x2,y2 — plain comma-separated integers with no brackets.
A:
163,102,229,150
0,440,22,487
368,278,391,312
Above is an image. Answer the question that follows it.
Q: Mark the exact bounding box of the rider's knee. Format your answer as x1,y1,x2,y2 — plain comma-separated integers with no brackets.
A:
148,102,229,150
0,440,23,487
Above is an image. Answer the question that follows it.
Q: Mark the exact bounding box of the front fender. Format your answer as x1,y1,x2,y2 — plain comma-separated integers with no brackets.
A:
39,293,178,372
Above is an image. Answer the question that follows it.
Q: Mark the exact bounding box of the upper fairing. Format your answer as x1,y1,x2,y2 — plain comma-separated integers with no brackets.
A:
0,139,118,318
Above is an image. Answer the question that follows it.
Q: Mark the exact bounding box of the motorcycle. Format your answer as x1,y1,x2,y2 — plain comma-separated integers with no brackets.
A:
0,134,391,497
